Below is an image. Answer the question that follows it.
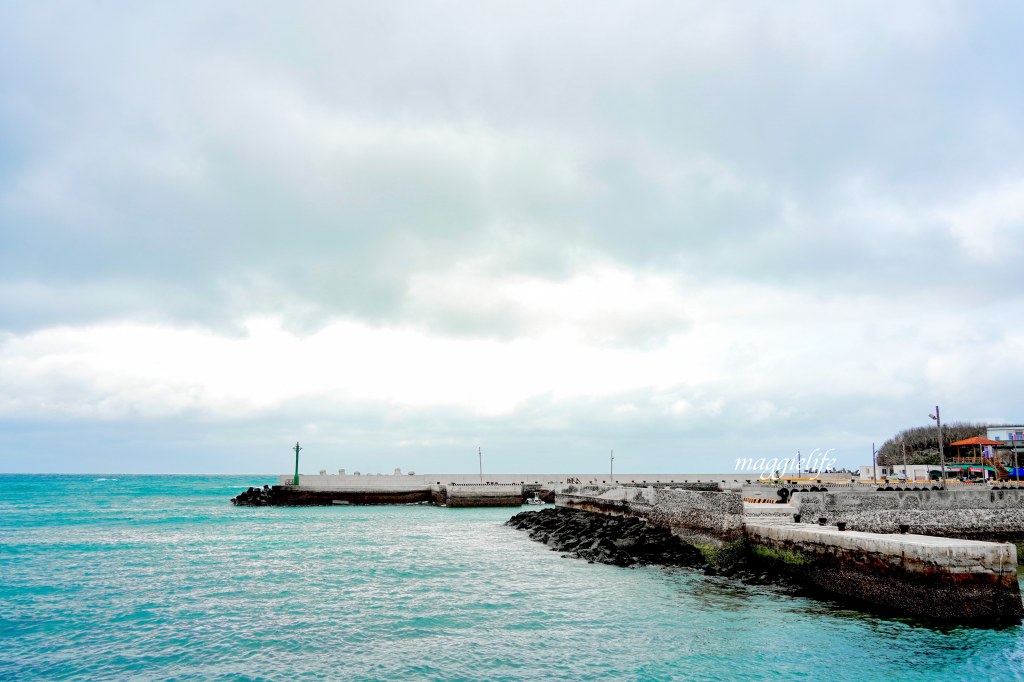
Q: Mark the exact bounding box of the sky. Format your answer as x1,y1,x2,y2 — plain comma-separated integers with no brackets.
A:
1,1,1023,475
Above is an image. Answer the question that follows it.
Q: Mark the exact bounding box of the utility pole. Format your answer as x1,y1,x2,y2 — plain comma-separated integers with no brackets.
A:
1014,440,1020,484
293,441,302,486
797,450,802,477
902,440,909,482
610,449,614,484
872,442,877,485
929,406,946,490
478,447,483,484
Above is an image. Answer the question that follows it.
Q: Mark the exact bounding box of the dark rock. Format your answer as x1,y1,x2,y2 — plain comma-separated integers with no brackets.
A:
507,507,704,569
232,485,280,506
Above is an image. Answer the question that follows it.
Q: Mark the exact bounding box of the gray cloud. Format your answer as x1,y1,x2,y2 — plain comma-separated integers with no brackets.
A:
5,1,1018,331
2,2,1024,472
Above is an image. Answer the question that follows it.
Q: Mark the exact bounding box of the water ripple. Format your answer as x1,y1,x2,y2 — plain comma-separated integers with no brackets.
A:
1,474,1023,681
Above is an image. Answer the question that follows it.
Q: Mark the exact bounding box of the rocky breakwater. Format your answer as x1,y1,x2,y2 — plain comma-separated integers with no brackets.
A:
232,485,276,506
507,507,704,568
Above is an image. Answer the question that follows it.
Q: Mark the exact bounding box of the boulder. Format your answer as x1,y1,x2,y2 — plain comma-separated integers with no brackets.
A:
507,507,703,569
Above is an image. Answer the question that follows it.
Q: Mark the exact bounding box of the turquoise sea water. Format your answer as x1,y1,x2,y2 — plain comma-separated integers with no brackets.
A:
1,475,1023,681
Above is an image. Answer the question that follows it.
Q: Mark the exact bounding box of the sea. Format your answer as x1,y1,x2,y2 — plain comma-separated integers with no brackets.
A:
1,474,1023,681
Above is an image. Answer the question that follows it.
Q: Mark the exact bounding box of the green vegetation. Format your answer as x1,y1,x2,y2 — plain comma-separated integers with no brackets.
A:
750,543,811,567
877,422,987,467
694,539,747,568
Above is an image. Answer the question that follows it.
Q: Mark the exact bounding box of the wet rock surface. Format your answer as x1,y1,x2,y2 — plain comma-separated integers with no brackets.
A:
507,507,704,568
231,485,276,506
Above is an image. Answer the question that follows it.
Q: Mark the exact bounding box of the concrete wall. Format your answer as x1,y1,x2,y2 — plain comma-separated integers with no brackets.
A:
265,486,431,505
259,482,522,506
445,484,522,507
278,472,841,488
554,484,636,516
643,488,745,540
794,489,1024,539
746,522,1023,622
283,473,569,488
556,485,744,543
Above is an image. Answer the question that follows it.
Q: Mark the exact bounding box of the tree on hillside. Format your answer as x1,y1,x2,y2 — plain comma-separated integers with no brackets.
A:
877,422,987,467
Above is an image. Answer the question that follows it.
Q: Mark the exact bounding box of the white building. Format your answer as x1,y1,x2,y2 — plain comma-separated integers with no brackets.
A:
987,424,1024,444
859,464,940,482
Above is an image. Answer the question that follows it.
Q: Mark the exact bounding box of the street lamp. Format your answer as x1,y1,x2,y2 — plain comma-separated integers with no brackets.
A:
928,406,946,490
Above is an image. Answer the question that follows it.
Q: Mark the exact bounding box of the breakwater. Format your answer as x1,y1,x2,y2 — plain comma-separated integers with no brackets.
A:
230,474,1024,621
236,469,735,506
233,470,853,508
507,507,704,568
558,484,744,549
746,521,1023,622
555,484,1024,623
278,471,786,488
231,485,431,506
231,482,533,507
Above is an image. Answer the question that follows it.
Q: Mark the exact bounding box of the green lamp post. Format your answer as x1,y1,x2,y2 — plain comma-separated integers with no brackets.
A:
293,441,302,486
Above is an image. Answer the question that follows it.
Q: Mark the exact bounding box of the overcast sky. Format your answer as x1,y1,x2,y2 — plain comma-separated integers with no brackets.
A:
2,1,1023,474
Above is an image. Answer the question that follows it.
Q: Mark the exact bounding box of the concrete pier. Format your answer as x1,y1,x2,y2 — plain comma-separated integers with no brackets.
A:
234,480,526,507
554,483,1024,622
246,486,432,506
745,522,1023,621
252,470,765,507
445,484,522,507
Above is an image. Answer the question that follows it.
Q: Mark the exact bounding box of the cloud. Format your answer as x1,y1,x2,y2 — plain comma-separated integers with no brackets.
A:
935,177,1024,259
1,1,1023,472
2,277,1019,417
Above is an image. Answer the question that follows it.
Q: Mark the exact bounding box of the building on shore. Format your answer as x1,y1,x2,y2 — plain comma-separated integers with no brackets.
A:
988,424,1024,443
859,464,941,482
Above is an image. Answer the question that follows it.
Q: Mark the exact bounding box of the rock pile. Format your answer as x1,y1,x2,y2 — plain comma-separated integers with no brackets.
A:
231,485,276,506
507,507,704,568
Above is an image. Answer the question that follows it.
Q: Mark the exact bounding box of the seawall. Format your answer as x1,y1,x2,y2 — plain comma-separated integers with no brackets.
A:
445,484,523,507
278,471,854,489
233,483,524,507
232,485,432,506
557,484,744,547
792,489,1024,540
555,484,1024,622
746,522,1023,622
